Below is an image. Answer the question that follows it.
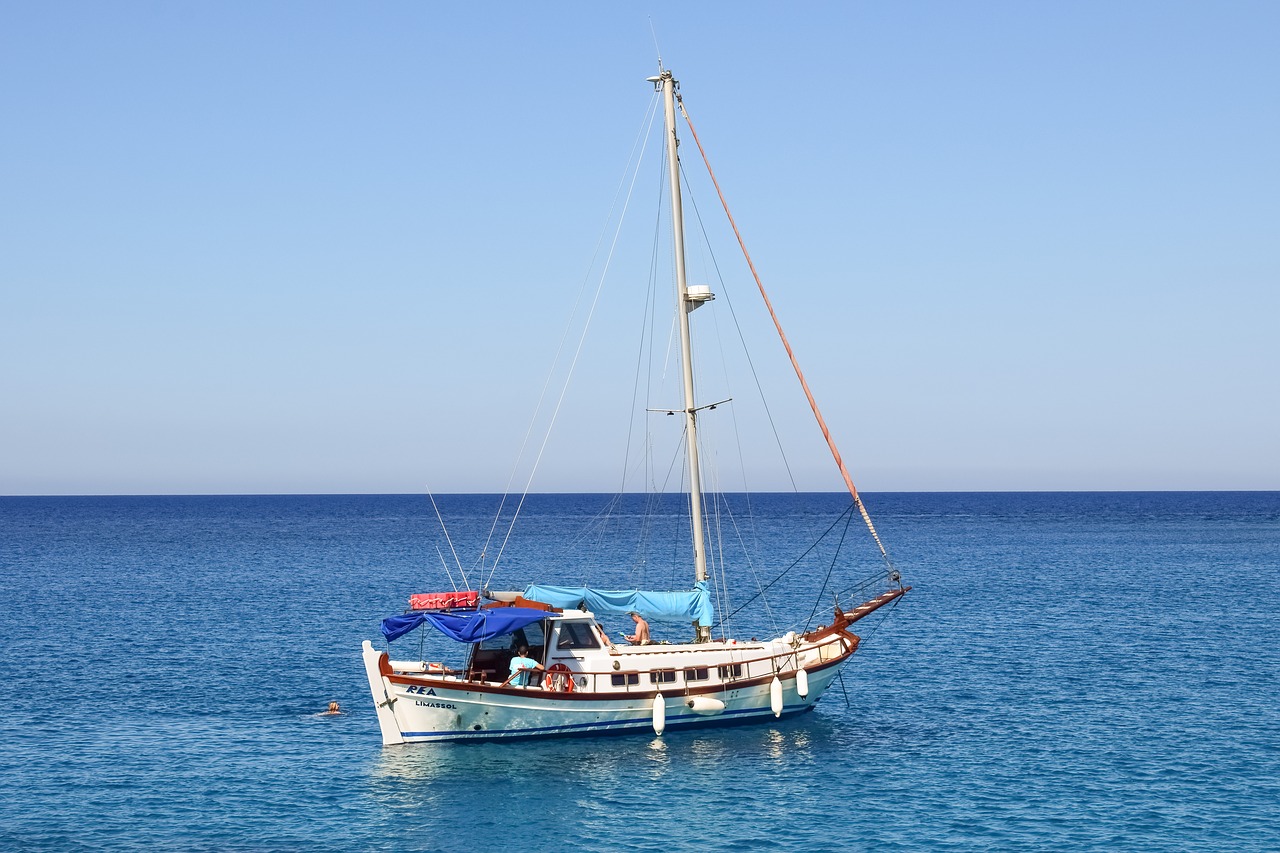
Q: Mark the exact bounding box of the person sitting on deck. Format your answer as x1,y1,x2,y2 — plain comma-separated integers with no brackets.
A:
503,645,544,687
624,612,651,645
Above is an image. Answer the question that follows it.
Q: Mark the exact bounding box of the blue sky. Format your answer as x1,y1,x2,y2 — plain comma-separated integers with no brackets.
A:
2,2,1277,495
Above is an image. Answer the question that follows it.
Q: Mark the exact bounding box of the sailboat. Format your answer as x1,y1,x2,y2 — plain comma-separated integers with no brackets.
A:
361,69,909,744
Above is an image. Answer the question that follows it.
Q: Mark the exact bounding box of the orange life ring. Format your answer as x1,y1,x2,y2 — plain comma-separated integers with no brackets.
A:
544,663,575,693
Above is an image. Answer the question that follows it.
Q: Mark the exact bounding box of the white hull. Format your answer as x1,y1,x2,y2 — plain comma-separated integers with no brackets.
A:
361,632,856,744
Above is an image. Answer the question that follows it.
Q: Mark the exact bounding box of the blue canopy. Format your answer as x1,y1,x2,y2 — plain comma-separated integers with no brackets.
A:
523,581,714,628
381,607,549,644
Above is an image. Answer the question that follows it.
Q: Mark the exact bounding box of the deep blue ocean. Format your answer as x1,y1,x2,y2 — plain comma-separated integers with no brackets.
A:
1,492,1277,851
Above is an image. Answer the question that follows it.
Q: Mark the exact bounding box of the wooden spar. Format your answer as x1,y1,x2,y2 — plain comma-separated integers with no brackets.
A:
675,97,896,573
801,586,911,642
482,596,561,612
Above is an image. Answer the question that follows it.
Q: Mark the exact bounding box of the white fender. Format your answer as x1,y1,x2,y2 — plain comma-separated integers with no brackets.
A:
388,660,428,673
685,696,726,715
652,693,666,735
770,675,784,718
795,667,810,699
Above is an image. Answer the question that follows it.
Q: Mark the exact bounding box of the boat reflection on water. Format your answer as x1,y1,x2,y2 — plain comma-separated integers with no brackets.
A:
369,720,826,788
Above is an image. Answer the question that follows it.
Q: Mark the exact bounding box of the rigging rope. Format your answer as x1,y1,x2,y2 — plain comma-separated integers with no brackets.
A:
803,504,856,633
719,502,856,626
484,92,662,587
676,95,898,578
680,159,800,493
426,488,468,591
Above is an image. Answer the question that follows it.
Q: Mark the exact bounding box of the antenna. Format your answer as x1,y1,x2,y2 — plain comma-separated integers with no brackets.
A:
648,17,663,70
425,487,468,590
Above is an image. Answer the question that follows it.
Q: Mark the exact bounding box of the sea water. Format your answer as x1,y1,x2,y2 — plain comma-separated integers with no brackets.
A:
1,492,1277,851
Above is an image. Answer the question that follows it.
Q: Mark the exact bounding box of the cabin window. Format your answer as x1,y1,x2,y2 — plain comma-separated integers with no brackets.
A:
718,664,742,679
649,669,677,685
467,620,548,683
475,621,547,655
685,667,709,682
611,672,640,687
556,621,602,650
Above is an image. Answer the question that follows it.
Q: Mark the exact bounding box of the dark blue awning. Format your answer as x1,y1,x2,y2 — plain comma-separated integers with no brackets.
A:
381,607,548,644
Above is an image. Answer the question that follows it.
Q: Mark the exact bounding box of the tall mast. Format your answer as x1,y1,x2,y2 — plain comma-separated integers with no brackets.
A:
654,69,711,642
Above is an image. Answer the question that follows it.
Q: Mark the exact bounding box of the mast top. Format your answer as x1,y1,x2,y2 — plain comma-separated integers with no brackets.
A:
647,69,675,89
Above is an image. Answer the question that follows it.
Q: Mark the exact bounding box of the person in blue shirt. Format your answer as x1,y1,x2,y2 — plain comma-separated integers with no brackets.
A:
504,645,544,687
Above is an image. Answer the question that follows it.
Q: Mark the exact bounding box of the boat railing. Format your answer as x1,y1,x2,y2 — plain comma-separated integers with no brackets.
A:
389,632,850,693
536,634,851,693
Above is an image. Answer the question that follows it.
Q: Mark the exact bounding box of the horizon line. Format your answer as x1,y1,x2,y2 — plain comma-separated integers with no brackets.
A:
3,488,1278,499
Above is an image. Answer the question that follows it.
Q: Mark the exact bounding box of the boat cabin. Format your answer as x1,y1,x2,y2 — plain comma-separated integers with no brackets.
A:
465,613,608,684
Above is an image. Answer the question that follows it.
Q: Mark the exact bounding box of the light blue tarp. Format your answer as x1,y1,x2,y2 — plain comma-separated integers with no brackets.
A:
381,607,549,644
523,581,714,627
